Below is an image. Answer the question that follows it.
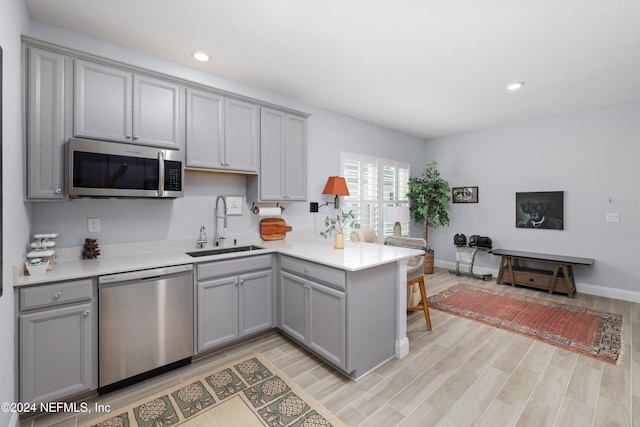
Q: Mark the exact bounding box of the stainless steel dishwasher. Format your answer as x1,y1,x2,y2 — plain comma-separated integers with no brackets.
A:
98,264,193,392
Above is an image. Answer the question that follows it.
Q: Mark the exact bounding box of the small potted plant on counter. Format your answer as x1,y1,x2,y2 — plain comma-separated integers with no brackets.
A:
320,210,360,249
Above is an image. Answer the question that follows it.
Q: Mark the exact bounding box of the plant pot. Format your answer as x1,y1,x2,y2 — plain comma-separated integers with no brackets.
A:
334,232,345,249
424,249,434,274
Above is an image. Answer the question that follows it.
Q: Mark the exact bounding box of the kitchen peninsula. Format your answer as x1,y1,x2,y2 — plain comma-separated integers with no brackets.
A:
14,235,423,404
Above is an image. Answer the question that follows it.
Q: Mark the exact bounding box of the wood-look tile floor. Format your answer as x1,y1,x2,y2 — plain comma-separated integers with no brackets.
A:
23,267,636,427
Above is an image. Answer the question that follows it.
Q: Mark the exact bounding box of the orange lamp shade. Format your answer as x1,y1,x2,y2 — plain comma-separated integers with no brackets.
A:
322,176,350,196
322,176,349,209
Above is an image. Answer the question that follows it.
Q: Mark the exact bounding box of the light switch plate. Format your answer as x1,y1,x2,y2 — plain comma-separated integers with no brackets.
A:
606,213,620,223
88,217,101,232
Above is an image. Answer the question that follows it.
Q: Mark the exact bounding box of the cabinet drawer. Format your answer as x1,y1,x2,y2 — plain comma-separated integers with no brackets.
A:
513,270,552,288
280,256,345,289
20,279,94,311
198,254,272,280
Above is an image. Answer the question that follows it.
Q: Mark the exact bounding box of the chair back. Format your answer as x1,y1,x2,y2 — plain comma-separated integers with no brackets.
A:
383,236,427,251
350,227,377,243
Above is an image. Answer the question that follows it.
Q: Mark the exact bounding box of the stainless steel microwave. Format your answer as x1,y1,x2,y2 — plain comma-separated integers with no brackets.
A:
68,138,184,198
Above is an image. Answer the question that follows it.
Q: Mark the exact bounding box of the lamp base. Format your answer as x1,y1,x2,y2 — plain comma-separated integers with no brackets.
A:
393,221,402,236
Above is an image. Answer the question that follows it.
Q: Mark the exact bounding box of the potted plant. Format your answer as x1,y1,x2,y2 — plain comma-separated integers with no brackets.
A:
320,210,360,249
407,161,451,273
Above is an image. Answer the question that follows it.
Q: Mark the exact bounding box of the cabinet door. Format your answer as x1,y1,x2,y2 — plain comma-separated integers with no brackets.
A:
20,302,95,404
279,271,308,345
74,60,132,143
26,47,67,199
197,276,238,352
224,98,259,172
134,75,183,149
308,281,346,369
239,270,273,336
260,108,286,200
185,88,224,169
283,115,307,201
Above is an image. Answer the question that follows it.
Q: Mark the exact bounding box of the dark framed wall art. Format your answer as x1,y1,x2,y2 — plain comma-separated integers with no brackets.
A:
452,186,478,203
516,191,564,230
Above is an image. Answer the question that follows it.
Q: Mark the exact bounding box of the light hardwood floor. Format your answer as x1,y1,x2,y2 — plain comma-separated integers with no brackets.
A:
23,267,637,427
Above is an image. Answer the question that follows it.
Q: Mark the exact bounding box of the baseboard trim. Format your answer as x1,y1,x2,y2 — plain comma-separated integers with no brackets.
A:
434,260,640,303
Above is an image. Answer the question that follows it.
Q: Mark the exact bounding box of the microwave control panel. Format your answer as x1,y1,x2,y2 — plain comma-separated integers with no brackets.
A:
165,160,183,191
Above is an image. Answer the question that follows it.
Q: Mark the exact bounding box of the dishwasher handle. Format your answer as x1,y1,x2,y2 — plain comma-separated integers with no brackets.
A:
99,264,193,284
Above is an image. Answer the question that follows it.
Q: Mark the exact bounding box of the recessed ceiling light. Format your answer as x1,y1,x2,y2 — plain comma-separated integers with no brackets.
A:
506,82,525,91
192,51,210,62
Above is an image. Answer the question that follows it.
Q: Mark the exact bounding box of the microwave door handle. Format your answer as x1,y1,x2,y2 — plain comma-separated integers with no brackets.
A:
158,151,165,197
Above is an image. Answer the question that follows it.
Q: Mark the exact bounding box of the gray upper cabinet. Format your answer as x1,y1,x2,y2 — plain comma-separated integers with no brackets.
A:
250,108,307,201
25,47,69,199
74,59,183,149
186,88,258,173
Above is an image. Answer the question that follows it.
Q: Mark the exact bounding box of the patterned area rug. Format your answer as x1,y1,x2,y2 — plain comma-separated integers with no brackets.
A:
428,283,623,365
83,353,345,427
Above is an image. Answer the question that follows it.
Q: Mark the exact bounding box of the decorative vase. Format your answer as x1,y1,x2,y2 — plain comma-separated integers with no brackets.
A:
334,232,345,249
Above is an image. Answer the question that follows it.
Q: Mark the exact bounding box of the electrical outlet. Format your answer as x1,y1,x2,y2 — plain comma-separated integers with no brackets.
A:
606,213,620,223
88,217,101,232
310,202,319,213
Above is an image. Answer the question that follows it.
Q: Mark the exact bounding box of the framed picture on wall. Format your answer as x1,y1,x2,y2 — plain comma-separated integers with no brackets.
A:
516,191,564,230
452,186,478,203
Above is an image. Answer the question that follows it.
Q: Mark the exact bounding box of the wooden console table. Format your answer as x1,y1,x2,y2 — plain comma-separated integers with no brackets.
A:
492,249,594,298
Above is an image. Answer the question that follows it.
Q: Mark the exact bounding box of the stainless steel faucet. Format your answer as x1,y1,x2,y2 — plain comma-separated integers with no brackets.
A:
214,196,228,246
196,226,207,248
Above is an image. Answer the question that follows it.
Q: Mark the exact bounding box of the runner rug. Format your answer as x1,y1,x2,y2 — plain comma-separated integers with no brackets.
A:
83,353,345,427
428,283,623,365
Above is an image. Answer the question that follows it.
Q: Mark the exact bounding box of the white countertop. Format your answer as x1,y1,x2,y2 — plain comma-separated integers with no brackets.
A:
14,236,424,287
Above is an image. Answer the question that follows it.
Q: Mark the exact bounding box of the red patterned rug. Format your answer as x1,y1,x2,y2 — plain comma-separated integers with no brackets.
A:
428,283,623,365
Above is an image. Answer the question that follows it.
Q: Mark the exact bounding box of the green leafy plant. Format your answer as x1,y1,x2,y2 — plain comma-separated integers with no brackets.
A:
320,210,361,238
407,161,451,249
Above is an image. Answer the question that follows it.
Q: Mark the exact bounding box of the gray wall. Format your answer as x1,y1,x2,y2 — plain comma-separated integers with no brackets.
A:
424,100,640,301
1,1,32,425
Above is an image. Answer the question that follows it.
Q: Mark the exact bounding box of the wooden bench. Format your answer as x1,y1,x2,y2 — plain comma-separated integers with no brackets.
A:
492,249,594,298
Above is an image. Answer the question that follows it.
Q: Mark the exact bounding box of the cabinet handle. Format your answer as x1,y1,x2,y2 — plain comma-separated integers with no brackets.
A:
220,162,225,166
133,135,139,140
54,292,62,299
126,134,132,139
239,279,245,286
303,268,310,273
225,162,230,167
234,280,239,287
55,188,62,194
83,310,90,317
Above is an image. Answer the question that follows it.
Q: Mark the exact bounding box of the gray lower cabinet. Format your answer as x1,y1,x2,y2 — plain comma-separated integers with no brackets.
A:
279,255,397,379
25,46,69,199
196,255,273,353
280,271,346,369
18,279,97,404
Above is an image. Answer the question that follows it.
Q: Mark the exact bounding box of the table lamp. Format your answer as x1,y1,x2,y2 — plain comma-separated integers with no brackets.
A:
386,205,410,236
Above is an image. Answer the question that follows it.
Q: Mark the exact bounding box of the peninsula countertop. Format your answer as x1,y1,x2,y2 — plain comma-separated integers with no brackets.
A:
14,236,424,287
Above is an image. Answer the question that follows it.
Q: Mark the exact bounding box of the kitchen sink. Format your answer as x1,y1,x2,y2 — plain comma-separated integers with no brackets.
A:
186,245,264,257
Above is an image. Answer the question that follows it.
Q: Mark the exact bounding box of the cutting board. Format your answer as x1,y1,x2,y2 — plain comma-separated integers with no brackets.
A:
260,218,292,240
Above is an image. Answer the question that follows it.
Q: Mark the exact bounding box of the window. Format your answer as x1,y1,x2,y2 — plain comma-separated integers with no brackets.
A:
340,152,410,241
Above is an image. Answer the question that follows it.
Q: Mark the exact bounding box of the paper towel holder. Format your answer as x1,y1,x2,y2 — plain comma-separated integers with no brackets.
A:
251,202,285,215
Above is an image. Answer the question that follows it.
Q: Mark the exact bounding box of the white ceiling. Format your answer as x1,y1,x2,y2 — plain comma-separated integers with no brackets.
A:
25,0,640,139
